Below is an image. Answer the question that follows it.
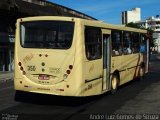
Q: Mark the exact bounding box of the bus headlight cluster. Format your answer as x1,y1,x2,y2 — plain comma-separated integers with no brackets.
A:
18,62,26,75
63,65,73,80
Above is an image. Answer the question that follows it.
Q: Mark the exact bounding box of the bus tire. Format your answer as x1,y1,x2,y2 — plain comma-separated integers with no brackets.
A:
111,74,119,94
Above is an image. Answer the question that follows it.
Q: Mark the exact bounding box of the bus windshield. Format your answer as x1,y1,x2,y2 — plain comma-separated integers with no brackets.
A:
20,21,74,49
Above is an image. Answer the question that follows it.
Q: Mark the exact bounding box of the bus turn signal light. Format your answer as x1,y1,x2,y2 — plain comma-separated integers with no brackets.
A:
18,62,22,66
66,70,71,74
20,67,23,71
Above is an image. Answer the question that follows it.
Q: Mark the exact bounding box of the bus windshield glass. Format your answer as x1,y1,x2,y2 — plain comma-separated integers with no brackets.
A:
20,21,74,49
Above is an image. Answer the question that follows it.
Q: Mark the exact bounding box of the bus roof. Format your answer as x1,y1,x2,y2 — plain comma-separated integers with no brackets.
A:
82,19,147,33
17,16,147,33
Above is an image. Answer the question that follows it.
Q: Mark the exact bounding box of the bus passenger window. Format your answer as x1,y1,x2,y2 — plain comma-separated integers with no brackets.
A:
123,32,132,54
140,34,146,53
111,31,122,56
132,33,140,53
20,21,74,49
85,27,102,60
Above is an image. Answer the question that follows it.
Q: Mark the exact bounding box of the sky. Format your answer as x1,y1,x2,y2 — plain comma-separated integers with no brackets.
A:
48,0,160,25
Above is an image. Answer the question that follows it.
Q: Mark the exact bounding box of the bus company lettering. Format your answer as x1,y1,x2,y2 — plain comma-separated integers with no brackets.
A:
84,84,93,91
23,53,34,63
89,64,94,73
38,81,50,84
49,67,61,74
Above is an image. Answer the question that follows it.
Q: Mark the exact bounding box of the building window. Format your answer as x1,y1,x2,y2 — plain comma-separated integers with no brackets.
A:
123,32,132,54
132,33,140,53
111,30,122,56
85,26,102,60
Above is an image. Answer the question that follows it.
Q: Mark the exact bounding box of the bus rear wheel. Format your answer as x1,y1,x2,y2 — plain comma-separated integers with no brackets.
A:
111,74,119,94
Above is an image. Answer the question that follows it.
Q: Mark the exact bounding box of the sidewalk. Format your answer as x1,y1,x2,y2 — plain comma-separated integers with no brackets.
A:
0,72,14,83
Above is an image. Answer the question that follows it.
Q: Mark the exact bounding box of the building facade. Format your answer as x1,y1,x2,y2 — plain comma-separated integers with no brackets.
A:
136,16,160,53
0,0,96,72
0,33,14,71
121,7,160,53
22,0,47,5
122,8,141,25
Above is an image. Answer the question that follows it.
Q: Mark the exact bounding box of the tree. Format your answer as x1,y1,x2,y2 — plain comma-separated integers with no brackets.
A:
146,28,155,47
126,22,142,29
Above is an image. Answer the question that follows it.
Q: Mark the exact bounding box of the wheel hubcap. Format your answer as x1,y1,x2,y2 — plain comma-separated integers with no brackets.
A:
140,68,144,76
112,77,117,90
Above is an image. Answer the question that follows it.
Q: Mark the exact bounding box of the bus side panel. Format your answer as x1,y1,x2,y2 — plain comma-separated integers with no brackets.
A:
14,20,24,90
68,19,84,96
111,53,143,86
79,22,103,96
111,56,123,84
81,60,103,96
128,53,142,81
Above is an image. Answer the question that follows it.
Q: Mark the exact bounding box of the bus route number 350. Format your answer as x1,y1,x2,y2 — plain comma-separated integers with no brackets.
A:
27,65,36,71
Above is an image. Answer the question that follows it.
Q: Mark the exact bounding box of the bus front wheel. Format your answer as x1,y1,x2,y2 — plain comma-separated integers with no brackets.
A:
140,67,145,80
111,74,119,94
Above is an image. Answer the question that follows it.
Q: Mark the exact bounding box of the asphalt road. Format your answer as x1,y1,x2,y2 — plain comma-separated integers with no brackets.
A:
0,59,160,120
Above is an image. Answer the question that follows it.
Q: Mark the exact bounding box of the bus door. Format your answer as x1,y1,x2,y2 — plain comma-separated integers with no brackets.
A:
102,29,111,91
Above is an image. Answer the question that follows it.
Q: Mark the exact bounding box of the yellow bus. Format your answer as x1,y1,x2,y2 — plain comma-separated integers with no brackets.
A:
14,16,149,97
